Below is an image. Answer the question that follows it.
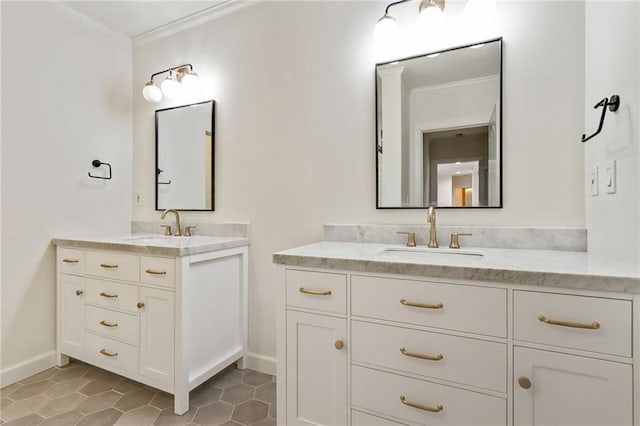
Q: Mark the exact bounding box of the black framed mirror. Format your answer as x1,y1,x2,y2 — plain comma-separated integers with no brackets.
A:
376,38,502,209
155,100,215,211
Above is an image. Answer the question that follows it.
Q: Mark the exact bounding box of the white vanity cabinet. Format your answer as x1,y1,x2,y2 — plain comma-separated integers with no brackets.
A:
277,267,637,426
56,244,248,415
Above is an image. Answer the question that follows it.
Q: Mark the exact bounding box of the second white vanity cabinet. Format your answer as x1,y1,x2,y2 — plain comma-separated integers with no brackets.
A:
56,238,249,415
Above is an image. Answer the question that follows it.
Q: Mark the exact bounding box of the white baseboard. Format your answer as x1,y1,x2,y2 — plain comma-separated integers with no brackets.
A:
243,352,276,376
1,351,57,387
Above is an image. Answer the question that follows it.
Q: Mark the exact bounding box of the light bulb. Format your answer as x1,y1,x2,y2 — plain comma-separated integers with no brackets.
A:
374,14,400,48
161,71,181,100
180,70,201,96
142,81,163,103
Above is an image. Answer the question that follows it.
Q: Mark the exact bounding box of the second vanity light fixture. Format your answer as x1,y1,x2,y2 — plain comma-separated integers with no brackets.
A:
142,64,200,103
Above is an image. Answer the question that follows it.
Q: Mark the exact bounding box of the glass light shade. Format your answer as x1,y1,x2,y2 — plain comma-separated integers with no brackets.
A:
161,73,181,100
374,14,400,47
142,81,163,103
180,71,201,96
417,5,445,35
464,0,496,22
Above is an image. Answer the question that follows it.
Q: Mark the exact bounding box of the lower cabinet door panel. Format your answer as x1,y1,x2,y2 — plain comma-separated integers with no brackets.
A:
513,347,632,426
59,274,85,355
351,366,506,426
286,310,347,426
139,287,175,385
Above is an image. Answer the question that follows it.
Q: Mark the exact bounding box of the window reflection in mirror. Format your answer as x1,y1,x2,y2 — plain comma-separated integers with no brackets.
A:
376,38,502,209
155,100,214,211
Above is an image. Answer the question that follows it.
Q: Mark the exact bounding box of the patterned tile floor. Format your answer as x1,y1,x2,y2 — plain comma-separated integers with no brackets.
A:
0,360,276,426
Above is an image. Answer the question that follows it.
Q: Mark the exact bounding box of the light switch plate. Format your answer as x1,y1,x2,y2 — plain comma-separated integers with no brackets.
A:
590,166,599,196
606,160,616,194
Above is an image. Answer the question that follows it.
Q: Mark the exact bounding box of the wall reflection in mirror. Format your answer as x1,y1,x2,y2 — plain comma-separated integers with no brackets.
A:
376,38,502,208
156,100,214,211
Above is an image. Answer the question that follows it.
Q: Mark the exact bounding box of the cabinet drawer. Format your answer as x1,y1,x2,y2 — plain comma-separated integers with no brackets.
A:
141,256,175,288
514,291,632,357
352,321,507,393
85,251,139,283
352,410,407,425
352,276,507,337
86,305,138,345
58,248,84,275
86,333,138,375
286,269,347,314
352,366,506,426
86,278,139,314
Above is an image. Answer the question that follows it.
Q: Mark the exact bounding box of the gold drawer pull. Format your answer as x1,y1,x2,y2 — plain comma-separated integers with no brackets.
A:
100,349,118,357
99,292,118,298
62,258,79,263
299,287,332,296
145,269,167,275
400,347,443,361
75,290,84,296
538,315,600,330
99,263,118,269
99,320,118,328
400,395,443,413
400,298,443,309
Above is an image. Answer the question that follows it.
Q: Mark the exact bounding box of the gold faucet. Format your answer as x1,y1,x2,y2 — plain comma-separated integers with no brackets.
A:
160,209,181,236
427,206,438,248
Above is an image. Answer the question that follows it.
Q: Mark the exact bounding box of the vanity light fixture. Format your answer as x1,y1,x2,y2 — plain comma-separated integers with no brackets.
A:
142,64,200,103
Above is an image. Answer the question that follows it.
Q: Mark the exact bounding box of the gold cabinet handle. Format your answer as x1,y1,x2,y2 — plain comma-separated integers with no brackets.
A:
399,395,443,413
400,347,443,361
518,376,532,389
335,340,344,350
299,287,332,296
145,269,167,275
400,298,443,309
99,349,118,357
99,263,118,269
137,302,145,309
75,290,84,296
99,292,118,298
99,320,118,328
538,315,600,330
63,258,79,263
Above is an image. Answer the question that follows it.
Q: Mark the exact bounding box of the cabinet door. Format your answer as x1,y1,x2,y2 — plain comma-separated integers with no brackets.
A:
514,347,632,426
59,274,85,355
286,311,347,426
139,287,174,385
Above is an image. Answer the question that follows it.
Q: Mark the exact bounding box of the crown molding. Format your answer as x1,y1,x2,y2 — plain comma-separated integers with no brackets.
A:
132,0,260,47
49,0,131,44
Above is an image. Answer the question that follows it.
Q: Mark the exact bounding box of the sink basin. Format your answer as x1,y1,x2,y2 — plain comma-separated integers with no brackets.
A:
379,247,485,263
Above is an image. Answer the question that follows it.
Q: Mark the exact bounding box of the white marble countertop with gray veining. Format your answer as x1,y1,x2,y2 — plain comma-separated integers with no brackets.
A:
53,233,249,257
273,241,640,293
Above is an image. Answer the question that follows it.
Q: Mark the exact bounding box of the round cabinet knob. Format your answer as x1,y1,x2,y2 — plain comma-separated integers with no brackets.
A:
137,302,145,309
334,340,344,350
518,376,532,389
75,290,83,296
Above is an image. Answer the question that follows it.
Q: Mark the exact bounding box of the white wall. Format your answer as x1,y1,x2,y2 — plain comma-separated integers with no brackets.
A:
584,2,640,267
1,2,132,383
132,1,585,367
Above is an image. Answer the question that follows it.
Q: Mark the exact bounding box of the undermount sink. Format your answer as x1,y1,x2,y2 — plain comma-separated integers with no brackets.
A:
379,246,486,263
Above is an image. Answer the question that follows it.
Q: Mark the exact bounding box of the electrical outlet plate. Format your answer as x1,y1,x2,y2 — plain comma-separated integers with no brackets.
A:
590,166,599,196
606,160,616,194
135,191,142,205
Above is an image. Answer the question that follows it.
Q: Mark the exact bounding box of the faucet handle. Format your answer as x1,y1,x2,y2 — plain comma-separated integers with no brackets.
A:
449,233,472,249
160,225,172,236
184,226,197,237
397,232,417,247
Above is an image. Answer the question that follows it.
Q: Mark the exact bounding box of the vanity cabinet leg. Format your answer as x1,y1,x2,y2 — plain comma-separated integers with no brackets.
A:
236,356,246,370
174,390,189,415
56,352,69,367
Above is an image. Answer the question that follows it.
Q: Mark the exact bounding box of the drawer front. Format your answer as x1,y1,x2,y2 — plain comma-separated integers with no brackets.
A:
352,410,407,426
352,275,507,337
85,251,139,283
141,256,175,288
86,278,139,314
58,248,84,275
352,321,507,393
352,366,506,426
86,332,138,374
286,269,347,314
86,305,138,345
514,291,632,357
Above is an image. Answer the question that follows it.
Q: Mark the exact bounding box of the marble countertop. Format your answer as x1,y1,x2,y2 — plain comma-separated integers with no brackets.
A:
53,233,249,257
273,242,640,294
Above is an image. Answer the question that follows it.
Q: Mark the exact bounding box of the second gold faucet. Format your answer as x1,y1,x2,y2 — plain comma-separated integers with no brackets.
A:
427,206,438,248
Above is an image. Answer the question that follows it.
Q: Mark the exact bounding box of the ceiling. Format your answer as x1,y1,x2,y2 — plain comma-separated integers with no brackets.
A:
56,1,229,39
